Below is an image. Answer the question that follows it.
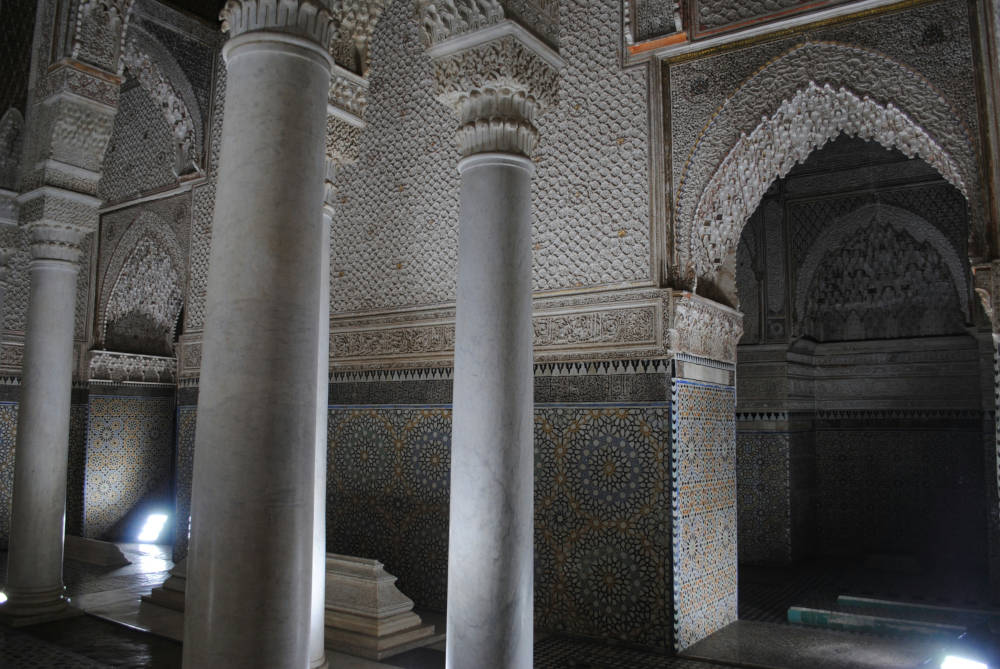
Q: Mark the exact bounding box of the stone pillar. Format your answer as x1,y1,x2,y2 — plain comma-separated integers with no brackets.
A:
182,3,335,667
310,198,332,669
0,0,126,623
2,211,92,620
415,10,562,666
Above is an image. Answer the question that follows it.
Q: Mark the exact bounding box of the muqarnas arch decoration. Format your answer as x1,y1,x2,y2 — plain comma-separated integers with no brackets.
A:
794,203,970,341
98,212,185,357
674,41,979,297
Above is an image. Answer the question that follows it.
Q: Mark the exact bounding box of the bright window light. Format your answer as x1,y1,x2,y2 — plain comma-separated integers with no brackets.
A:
942,656,988,669
0,591,7,604
138,513,168,542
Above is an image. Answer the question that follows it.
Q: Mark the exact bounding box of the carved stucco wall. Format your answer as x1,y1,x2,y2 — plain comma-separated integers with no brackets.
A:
668,0,981,282
97,198,190,353
99,77,180,203
329,0,649,315
691,0,852,37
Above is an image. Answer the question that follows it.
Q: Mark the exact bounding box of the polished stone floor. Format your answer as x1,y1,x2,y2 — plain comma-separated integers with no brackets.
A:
1,548,997,668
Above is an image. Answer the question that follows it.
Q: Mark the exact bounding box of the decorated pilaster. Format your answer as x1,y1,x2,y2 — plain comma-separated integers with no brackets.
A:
1,0,128,622
183,2,335,667
667,292,743,650
415,3,562,665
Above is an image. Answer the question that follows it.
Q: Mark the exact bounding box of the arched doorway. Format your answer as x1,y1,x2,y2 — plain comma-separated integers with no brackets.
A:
733,135,992,620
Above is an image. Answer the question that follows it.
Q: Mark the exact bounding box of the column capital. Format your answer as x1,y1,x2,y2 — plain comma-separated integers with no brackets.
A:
221,0,339,50
16,187,98,263
419,21,563,158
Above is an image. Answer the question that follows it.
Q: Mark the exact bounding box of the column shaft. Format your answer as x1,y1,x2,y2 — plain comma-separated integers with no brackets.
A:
6,255,80,615
182,33,330,669
310,211,332,669
447,153,536,669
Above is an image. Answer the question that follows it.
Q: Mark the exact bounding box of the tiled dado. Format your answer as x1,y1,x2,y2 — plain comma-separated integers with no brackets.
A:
327,403,674,649
0,401,88,548
670,380,737,652
84,391,175,540
173,404,196,561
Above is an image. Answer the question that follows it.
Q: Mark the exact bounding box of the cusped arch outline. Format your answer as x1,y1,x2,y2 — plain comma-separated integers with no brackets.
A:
675,40,979,281
793,202,970,325
121,24,204,175
98,211,186,349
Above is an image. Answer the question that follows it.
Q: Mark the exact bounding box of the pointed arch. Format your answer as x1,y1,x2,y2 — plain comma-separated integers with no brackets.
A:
120,25,204,176
98,211,185,355
675,41,979,282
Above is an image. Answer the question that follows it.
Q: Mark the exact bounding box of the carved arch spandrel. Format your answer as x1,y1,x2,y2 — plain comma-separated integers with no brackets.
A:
120,25,205,176
97,211,185,353
675,41,980,285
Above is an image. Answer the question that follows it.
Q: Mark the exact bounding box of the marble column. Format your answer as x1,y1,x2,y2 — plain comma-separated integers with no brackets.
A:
3,214,91,619
416,13,563,667
310,201,333,669
182,4,334,667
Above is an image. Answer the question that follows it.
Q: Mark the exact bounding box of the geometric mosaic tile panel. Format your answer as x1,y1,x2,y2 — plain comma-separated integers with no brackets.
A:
535,405,672,649
671,380,737,651
736,431,791,565
84,395,175,540
65,403,90,538
0,402,89,548
0,402,16,549
172,404,197,561
327,407,452,611
814,426,986,568
328,403,673,648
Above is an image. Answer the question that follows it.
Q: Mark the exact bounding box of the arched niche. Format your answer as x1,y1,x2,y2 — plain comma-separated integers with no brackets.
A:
98,211,185,356
674,41,979,299
793,202,971,340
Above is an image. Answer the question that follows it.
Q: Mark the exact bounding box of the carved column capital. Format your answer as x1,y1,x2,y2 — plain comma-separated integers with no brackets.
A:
422,25,562,157
16,188,98,264
220,0,339,50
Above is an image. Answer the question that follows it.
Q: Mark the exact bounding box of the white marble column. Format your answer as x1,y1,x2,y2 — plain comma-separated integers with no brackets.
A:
415,13,563,667
448,150,536,667
310,202,333,669
3,216,91,619
182,4,334,667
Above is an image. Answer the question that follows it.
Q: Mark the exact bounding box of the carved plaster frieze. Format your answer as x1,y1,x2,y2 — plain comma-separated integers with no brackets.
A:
330,67,368,117
221,0,338,49
415,0,558,50
0,340,24,373
327,115,364,167
667,292,744,364
428,33,562,156
73,0,135,73
89,349,177,383
330,288,671,370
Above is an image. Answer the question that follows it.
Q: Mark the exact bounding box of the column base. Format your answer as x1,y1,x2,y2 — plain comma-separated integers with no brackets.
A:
310,653,329,669
0,593,83,628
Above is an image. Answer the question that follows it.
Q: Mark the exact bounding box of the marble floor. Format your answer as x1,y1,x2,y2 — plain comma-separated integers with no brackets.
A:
1,547,997,668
